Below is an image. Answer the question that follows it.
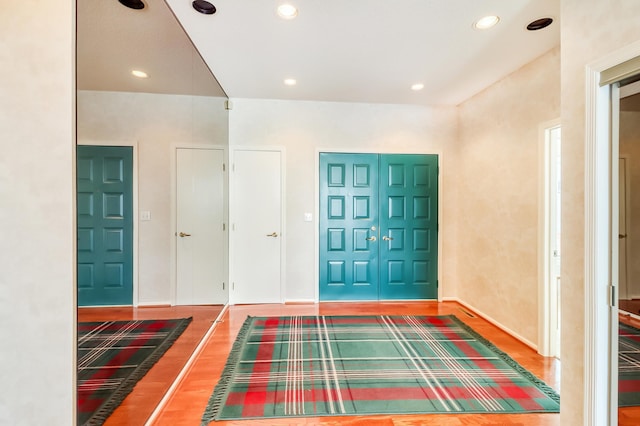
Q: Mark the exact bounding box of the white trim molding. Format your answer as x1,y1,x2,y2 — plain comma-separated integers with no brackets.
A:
444,297,537,351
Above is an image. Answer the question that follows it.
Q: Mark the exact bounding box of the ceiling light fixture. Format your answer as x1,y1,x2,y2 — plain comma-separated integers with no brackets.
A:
118,0,145,10
192,0,216,15
474,15,500,30
526,17,553,31
411,83,424,91
277,4,298,19
131,70,148,78
284,78,297,86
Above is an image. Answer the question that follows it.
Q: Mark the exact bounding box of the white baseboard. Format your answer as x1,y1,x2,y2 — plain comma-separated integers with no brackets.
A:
445,297,538,351
136,301,173,307
284,299,317,304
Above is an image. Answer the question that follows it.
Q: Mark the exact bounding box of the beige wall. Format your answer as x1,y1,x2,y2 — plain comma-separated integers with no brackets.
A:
77,90,228,304
561,1,640,424
0,1,75,424
456,47,560,345
620,110,640,297
228,99,459,301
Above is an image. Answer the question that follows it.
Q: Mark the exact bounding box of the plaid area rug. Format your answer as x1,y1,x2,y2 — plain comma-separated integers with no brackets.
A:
77,317,192,425
202,315,559,423
619,322,640,406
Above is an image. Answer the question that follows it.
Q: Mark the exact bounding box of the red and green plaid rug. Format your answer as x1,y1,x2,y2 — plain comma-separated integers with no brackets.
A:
77,317,192,426
619,322,640,406
202,315,559,423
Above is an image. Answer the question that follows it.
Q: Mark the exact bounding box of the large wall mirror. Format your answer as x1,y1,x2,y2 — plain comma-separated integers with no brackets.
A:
617,79,640,422
76,0,228,424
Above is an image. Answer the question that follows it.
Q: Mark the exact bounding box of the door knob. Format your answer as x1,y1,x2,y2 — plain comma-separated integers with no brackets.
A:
366,236,376,241
266,232,279,237
382,236,394,241
619,234,627,239
179,232,191,237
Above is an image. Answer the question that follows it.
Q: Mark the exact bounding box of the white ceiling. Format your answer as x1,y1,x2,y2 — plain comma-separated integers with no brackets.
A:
78,0,560,107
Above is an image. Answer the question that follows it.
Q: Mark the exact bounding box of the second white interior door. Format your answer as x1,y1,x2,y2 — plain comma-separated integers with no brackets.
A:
231,149,282,304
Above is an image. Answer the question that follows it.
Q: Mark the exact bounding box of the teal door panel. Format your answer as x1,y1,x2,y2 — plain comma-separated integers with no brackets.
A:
379,154,438,299
320,153,379,300
319,153,438,301
77,146,133,306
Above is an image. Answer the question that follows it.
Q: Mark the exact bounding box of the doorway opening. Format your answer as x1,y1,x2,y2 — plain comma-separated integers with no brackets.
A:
539,121,561,358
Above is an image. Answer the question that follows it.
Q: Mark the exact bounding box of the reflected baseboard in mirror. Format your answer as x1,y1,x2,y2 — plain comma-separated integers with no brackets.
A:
77,305,224,425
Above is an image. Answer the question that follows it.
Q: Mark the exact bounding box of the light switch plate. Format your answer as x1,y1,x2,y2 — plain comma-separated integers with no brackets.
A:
140,211,151,221
304,212,312,222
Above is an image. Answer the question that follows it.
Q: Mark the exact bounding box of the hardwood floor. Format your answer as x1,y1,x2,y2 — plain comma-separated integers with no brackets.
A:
619,310,640,426
77,304,224,426
619,299,640,316
150,302,561,426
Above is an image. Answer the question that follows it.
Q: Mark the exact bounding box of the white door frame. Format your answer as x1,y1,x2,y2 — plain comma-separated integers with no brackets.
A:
170,143,228,305
538,119,561,358
228,146,286,305
77,140,140,306
585,40,640,426
314,147,444,303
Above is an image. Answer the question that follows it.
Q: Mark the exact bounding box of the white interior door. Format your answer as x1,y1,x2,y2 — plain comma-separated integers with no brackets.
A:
176,148,226,305
231,149,282,304
619,157,629,300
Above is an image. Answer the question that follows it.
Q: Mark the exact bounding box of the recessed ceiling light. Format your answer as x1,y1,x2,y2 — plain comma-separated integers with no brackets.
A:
411,83,424,91
131,70,148,78
284,78,297,86
118,0,145,10
192,0,216,15
527,17,553,31
277,4,298,19
474,15,500,30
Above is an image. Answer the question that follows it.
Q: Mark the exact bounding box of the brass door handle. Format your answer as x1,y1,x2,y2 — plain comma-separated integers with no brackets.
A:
266,232,279,237
619,234,627,239
382,236,394,241
179,232,191,237
366,236,376,241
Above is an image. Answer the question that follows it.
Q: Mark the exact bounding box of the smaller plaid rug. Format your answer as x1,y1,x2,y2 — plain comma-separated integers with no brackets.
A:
202,315,559,423
77,317,192,425
620,322,640,406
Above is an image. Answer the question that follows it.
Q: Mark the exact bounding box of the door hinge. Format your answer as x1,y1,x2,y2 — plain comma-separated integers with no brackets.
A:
223,163,226,172
222,282,225,290
232,282,235,290
222,223,226,231
610,285,616,307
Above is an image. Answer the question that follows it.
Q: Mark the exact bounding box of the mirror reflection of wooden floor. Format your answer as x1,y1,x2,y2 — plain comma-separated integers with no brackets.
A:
619,306,640,426
77,305,224,425
150,301,560,426
620,299,640,316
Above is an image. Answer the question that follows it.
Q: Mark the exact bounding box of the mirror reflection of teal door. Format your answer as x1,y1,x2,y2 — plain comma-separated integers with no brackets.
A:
77,146,133,306
319,153,438,301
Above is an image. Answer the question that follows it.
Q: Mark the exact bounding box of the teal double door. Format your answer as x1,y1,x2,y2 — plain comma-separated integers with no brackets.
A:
77,146,133,306
319,153,438,300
